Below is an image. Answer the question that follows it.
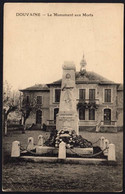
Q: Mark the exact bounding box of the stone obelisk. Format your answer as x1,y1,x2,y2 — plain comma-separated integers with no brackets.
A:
56,62,79,134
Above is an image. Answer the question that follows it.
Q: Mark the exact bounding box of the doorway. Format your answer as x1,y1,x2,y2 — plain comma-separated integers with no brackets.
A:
104,109,111,125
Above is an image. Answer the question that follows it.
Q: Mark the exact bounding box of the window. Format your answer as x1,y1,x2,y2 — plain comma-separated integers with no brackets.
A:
37,96,42,104
89,109,95,120
26,96,30,104
105,89,111,102
89,89,95,101
55,89,61,102
79,89,86,100
79,108,85,120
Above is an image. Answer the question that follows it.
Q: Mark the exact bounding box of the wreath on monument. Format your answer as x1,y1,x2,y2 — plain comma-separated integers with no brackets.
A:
44,129,92,148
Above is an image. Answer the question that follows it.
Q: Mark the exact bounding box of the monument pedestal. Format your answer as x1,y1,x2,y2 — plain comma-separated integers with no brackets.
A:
56,62,79,134
56,114,78,134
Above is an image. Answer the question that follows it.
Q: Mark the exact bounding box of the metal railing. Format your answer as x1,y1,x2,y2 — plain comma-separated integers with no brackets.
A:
100,120,117,126
76,99,100,104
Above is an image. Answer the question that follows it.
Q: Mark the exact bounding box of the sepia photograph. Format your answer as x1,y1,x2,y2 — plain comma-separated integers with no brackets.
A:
2,3,123,192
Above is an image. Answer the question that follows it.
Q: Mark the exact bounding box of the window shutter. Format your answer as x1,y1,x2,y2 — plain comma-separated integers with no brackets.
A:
105,89,111,102
79,108,85,120
89,109,95,120
55,89,61,102
89,89,95,100
79,89,85,100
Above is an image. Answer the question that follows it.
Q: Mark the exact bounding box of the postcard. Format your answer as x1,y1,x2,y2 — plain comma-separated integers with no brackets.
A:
3,3,123,192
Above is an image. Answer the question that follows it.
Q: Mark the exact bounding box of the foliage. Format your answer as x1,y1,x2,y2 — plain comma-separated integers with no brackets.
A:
21,98,36,125
3,81,20,119
87,102,99,109
44,129,57,147
77,102,88,110
77,101,99,110
21,94,44,127
3,80,21,135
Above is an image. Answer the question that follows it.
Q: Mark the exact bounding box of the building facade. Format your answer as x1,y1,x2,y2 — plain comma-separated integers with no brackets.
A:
20,65,123,132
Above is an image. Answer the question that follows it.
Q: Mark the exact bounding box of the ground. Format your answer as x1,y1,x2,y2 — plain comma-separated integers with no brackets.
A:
2,130,123,192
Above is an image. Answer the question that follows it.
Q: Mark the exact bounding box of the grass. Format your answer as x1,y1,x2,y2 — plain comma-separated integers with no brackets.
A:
2,130,123,192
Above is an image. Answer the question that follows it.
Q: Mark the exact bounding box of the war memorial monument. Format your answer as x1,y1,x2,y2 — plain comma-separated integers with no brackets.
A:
11,60,116,164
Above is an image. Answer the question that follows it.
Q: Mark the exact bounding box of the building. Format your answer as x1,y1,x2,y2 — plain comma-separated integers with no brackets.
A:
20,59,123,132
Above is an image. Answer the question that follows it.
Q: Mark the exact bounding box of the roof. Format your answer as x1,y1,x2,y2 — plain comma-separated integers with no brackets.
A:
47,71,117,86
20,71,120,92
20,84,49,92
47,79,62,86
76,71,116,84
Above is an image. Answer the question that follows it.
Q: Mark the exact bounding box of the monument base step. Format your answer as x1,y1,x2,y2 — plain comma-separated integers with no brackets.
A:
19,156,117,165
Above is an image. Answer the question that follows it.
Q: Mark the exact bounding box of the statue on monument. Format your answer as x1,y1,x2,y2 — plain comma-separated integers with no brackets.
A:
63,89,72,110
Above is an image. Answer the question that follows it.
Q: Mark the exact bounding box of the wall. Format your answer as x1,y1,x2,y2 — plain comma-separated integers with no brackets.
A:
49,83,118,128
49,86,60,120
97,84,117,122
22,90,50,126
22,82,123,129
117,90,123,126
23,91,50,108
117,90,123,107
76,84,118,126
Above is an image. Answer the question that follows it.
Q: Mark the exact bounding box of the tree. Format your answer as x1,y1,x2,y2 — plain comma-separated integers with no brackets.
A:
3,81,19,135
20,96,37,133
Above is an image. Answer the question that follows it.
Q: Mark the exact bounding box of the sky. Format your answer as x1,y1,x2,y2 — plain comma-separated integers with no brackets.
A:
4,3,123,90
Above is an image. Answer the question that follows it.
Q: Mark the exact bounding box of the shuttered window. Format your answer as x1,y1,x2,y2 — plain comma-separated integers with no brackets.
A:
89,109,95,120
105,89,111,102
79,89,86,100
37,96,42,104
79,108,85,120
89,89,95,101
55,89,61,102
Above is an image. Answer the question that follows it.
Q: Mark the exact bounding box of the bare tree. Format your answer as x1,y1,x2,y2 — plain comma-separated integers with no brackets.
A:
3,81,19,135
20,96,37,133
